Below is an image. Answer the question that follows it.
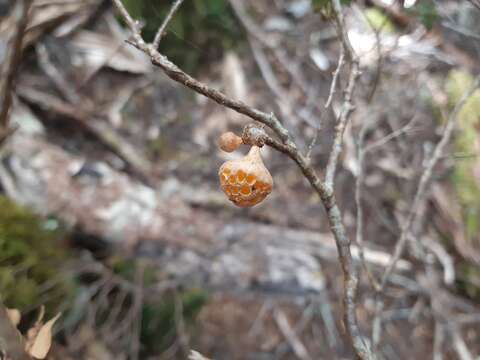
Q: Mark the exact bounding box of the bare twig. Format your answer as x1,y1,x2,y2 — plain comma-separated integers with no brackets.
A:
433,320,444,360
372,75,480,352
380,75,480,288
274,308,312,360
331,0,356,62
16,86,152,181
360,2,392,103
422,272,476,360
275,303,315,358
36,42,81,104
228,0,310,95
109,1,374,358
356,113,417,276
325,0,360,188
0,0,32,137
423,238,455,285
129,263,145,360
325,50,345,109
450,325,474,360
248,39,304,143
467,0,480,11
324,64,359,187
152,0,185,49
364,117,417,152
174,291,190,357
355,120,380,290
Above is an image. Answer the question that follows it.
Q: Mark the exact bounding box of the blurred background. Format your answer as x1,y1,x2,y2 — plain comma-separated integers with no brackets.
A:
0,0,479,359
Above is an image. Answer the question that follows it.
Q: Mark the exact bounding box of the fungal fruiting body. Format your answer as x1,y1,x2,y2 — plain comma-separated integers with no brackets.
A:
219,146,273,207
218,131,243,153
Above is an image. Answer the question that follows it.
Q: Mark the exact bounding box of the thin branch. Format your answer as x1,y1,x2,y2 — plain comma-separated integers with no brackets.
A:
324,3,372,358
129,263,145,360
355,120,380,291
331,0,356,62
174,291,190,357
364,117,417,153
380,75,480,289
110,1,373,358
467,0,480,11
248,38,305,143
111,0,138,33
373,79,478,347
36,42,81,105
324,0,360,188
152,0,185,49
228,0,312,95
274,308,312,360
433,320,445,360
0,0,32,135
325,49,345,109
450,325,474,360
324,63,360,187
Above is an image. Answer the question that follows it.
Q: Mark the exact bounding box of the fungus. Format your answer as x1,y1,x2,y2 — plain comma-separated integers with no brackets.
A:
218,131,243,153
218,146,273,207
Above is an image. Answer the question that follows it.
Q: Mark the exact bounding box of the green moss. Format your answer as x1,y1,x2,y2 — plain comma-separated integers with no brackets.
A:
110,257,157,286
0,196,72,311
443,70,480,300
456,263,480,299
445,70,480,237
446,71,480,128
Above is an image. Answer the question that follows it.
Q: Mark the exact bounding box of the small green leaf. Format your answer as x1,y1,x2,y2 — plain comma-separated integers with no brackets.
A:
410,1,438,30
365,8,395,33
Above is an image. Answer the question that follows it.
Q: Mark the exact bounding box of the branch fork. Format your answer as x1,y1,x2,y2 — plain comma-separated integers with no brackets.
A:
110,0,372,358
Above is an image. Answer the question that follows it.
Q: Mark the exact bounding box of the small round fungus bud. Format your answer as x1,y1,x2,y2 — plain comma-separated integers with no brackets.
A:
218,132,243,153
218,146,273,207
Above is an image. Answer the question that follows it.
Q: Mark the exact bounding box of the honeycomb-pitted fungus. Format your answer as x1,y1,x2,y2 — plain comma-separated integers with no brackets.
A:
219,145,273,207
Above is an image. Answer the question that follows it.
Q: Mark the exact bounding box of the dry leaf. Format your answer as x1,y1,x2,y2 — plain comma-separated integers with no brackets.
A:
69,15,152,77
6,308,21,327
26,306,46,343
27,312,61,359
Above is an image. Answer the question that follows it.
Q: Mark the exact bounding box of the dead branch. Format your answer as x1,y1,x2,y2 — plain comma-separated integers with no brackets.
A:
0,0,32,142
355,119,380,290
129,263,145,360
16,86,152,181
152,0,185,49
466,0,480,11
325,49,345,109
371,74,480,351
109,0,374,358
381,75,480,288
273,308,312,360
228,0,310,95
